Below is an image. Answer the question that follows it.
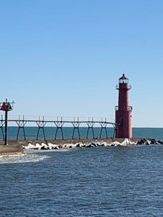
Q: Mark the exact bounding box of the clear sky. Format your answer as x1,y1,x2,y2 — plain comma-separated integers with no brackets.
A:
0,0,163,127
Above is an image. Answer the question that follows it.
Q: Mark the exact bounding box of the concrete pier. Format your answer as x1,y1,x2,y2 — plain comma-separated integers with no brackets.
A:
0,142,23,156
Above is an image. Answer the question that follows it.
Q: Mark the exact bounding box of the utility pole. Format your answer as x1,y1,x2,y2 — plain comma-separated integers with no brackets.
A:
0,99,14,145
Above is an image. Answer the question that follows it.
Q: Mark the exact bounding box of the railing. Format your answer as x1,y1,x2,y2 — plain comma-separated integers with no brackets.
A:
115,106,132,111
0,116,116,141
116,84,132,90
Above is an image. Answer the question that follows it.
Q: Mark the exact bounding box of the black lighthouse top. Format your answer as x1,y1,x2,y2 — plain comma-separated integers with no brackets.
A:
119,73,129,84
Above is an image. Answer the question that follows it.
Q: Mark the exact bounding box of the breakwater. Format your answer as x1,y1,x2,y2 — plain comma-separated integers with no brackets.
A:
0,137,163,155
0,143,23,156
12,137,163,151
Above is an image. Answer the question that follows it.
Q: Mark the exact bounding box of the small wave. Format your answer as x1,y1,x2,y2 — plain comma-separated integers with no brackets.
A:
24,148,70,154
0,154,50,164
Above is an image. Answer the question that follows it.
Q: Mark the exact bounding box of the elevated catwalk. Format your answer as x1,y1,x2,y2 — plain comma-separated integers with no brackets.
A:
0,116,116,141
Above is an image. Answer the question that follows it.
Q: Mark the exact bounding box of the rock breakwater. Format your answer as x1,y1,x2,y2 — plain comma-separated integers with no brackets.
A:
22,138,163,151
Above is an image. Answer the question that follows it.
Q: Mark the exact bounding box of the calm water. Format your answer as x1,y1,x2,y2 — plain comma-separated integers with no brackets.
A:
1,129,163,216
2,127,163,140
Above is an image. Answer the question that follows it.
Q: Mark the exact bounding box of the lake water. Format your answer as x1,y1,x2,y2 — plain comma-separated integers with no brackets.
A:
1,127,163,140
0,128,163,216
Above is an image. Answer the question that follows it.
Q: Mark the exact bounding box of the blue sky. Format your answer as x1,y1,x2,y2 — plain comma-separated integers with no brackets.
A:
0,0,163,127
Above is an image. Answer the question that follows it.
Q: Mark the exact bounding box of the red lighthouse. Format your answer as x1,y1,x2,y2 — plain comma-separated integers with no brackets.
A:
115,74,132,139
